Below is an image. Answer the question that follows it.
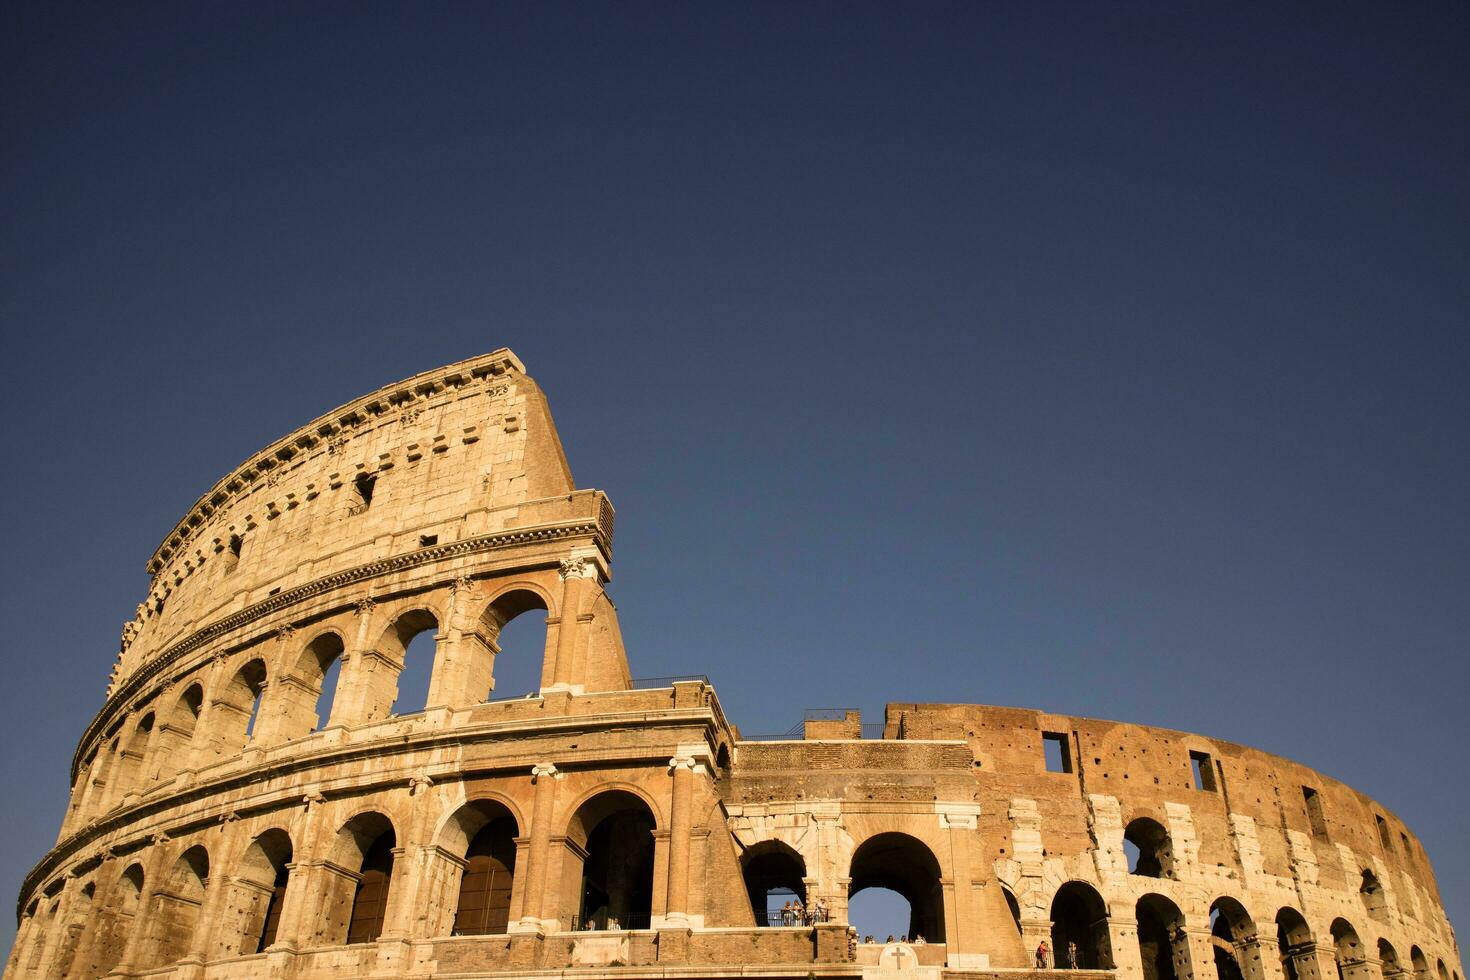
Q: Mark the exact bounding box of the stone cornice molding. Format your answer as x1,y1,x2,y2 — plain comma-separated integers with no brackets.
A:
77,511,614,778
147,349,526,576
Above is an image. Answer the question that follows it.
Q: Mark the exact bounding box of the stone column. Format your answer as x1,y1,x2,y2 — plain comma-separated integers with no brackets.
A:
1110,912,1145,980
1180,926,1220,980
511,763,559,933
938,803,982,967
1246,935,1287,980
548,559,589,691
662,755,696,928
427,576,489,709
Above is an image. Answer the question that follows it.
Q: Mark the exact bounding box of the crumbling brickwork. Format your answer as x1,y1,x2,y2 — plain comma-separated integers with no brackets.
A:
6,352,1461,980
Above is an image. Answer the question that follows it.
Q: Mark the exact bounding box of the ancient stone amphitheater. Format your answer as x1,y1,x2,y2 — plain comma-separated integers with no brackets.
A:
7,351,1462,980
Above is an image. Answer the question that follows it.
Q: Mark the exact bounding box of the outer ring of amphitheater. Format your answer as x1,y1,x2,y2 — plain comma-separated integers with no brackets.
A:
6,351,1462,980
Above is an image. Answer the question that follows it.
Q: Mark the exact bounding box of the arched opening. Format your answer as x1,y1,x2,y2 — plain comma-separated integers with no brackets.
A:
1359,870,1389,924
1379,940,1403,978
848,832,945,943
1435,962,1449,980
112,713,154,800
1051,881,1113,969
155,684,204,780
1410,947,1429,980
441,799,519,936
1276,908,1314,980
480,590,550,700
323,812,398,946
1136,894,1186,980
211,659,267,754
740,840,807,926
24,900,58,973
143,845,210,969
1000,886,1025,961
388,610,439,715
347,826,396,944
53,881,94,977
233,829,293,955
95,864,144,975
566,791,655,930
1210,898,1256,980
286,632,346,737
1330,919,1365,980
1124,818,1174,878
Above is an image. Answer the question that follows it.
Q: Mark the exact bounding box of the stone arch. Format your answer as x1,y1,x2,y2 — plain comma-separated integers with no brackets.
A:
1051,880,1113,969
221,827,293,956
155,683,205,780
1331,919,1368,980
1379,939,1403,978
1136,893,1188,980
478,586,552,700
52,880,95,977
206,658,267,758
325,811,397,946
848,831,945,943
111,712,154,802
276,630,348,739
1210,897,1259,980
438,798,521,936
1410,946,1430,980
563,789,657,929
1276,907,1315,980
22,898,59,975
1435,962,1449,980
1125,817,1175,878
373,607,441,718
1359,869,1389,924
142,844,210,969
94,863,145,975
740,839,807,926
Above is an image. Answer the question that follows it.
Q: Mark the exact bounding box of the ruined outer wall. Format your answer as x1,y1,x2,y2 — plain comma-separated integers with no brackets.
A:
5,351,1461,980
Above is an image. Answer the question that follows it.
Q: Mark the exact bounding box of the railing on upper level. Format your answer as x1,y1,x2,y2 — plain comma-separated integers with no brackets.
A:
629,674,709,689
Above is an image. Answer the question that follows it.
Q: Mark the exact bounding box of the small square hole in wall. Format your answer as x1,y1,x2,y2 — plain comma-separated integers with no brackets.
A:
419,534,438,547
1043,732,1072,773
1190,751,1217,791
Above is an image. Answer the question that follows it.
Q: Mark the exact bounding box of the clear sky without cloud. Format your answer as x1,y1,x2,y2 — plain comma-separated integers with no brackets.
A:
1,0,1466,952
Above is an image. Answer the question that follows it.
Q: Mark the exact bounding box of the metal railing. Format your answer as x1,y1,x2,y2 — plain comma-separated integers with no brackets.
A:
570,912,652,931
629,674,709,689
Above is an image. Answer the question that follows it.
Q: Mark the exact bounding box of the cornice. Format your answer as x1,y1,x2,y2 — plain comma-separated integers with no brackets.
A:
147,349,525,576
76,511,612,780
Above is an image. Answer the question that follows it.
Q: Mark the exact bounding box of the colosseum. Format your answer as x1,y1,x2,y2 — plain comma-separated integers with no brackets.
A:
6,350,1462,980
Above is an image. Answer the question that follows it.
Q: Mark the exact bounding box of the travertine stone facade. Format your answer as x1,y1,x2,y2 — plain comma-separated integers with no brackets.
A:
7,351,1462,980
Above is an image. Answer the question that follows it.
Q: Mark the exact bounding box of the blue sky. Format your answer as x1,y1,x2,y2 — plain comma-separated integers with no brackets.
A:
2,1,1466,952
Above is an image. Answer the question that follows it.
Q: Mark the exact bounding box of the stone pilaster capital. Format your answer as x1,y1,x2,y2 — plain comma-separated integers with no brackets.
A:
354,597,376,617
409,774,434,795
530,763,559,781
669,756,699,772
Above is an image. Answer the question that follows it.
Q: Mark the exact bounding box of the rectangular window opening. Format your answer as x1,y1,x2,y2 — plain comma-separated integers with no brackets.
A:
419,534,438,547
1043,732,1073,774
1190,751,1217,791
1303,786,1329,838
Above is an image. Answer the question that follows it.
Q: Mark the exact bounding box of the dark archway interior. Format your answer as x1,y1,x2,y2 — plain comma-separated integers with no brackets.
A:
347,829,396,944
574,793,655,929
742,842,807,925
454,816,518,935
1136,894,1184,980
848,833,945,943
1125,818,1171,878
1051,882,1112,969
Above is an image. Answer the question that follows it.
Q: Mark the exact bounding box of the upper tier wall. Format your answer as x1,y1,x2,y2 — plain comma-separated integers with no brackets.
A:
111,350,574,695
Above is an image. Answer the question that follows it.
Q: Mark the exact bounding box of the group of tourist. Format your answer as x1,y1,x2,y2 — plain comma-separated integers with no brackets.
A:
1035,939,1080,969
776,898,830,926
861,934,927,945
